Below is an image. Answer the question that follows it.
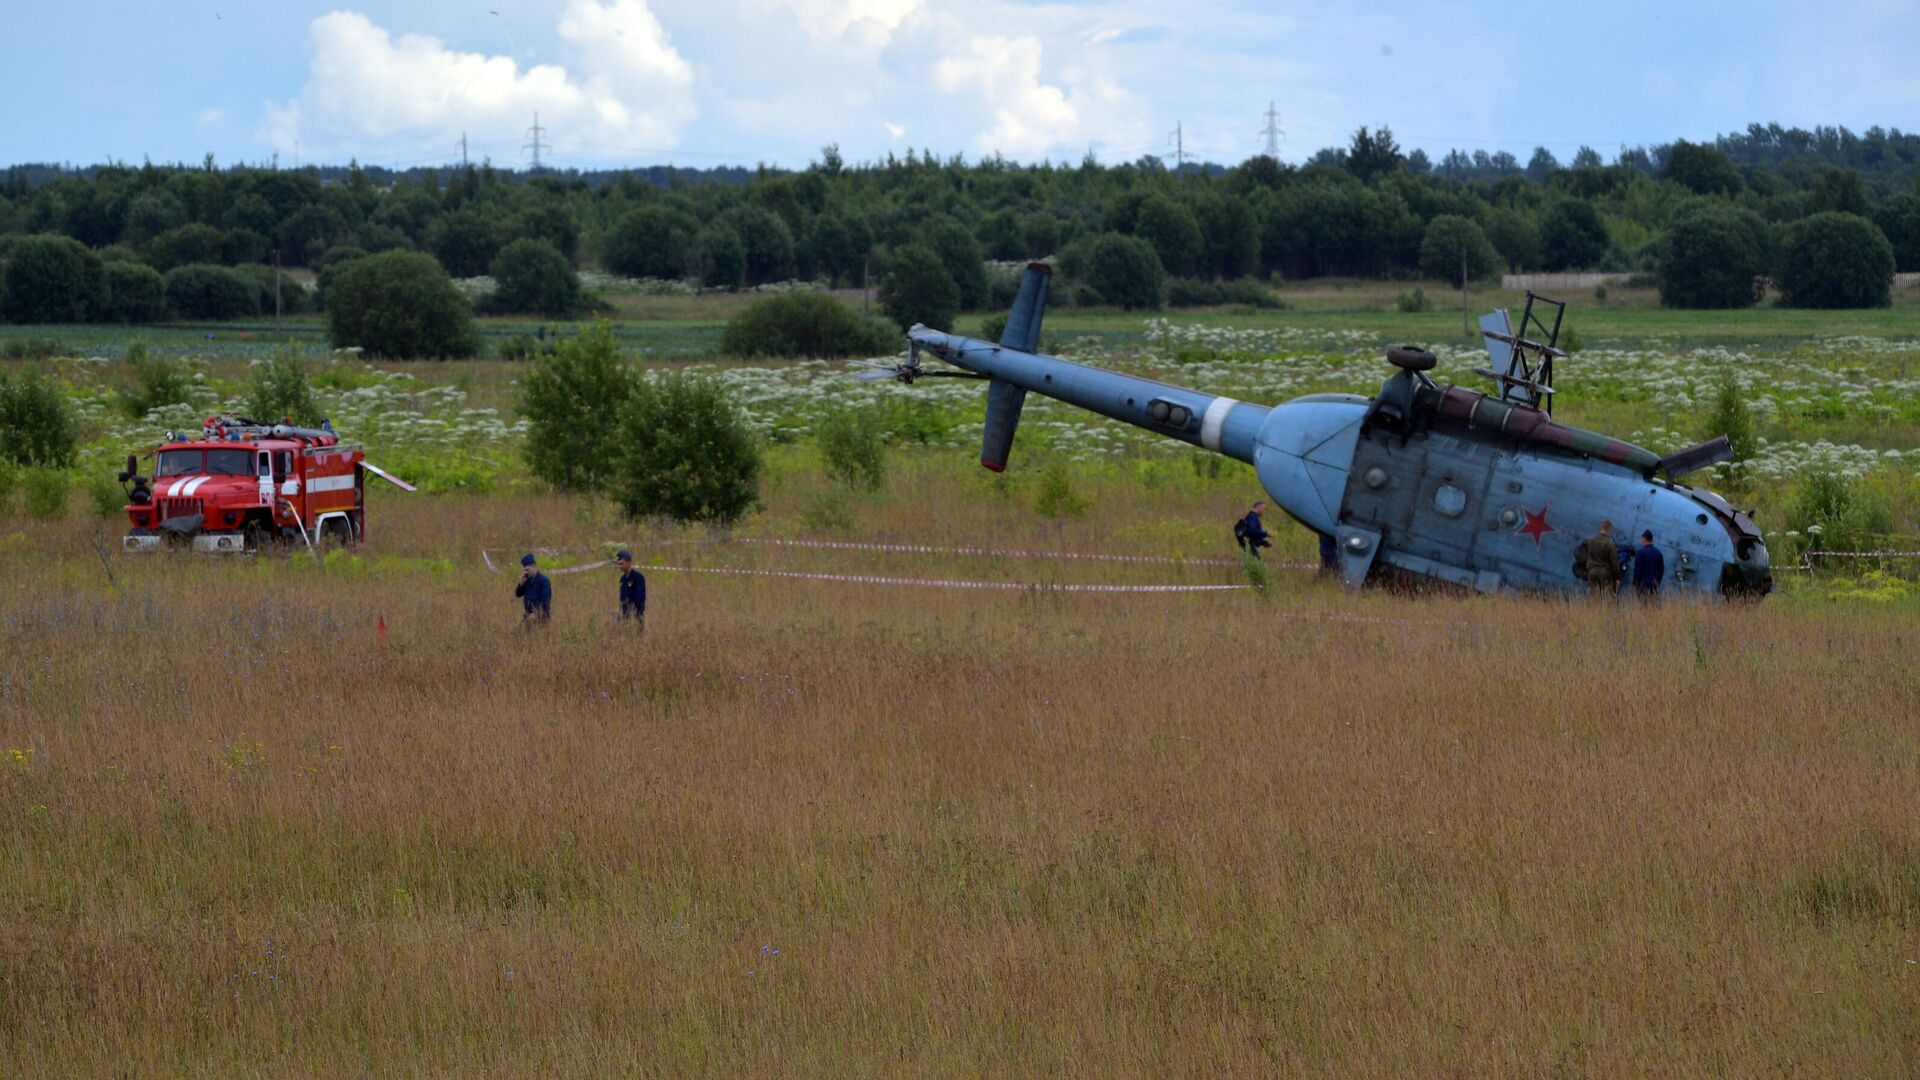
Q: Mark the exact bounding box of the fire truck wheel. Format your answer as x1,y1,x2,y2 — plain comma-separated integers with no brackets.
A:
319,518,353,548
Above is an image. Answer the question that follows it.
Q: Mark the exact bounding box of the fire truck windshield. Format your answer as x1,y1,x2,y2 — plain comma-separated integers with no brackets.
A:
155,448,255,476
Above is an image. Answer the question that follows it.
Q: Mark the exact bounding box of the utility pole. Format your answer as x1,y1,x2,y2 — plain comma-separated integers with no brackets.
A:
458,132,468,168
1170,122,1186,171
1461,248,1471,346
1261,102,1285,159
523,112,549,171
274,249,284,334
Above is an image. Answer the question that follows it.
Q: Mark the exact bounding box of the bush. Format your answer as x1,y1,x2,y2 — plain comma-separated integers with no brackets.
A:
316,246,367,308
163,264,260,320
22,468,68,520
497,332,559,361
488,239,582,316
234,263,309,316
1777,212,1895,309
1034,460,1088,518
1788,471,1892,553
878,244,960,331
1,337,62,360
123,343,194,417
1395,287,1430,313
0,367,78,467
1083,234,1165,310
816,406,886,491
103,262,169,323
2,235,105,323
1218,279,1283,309
610,372,762,526
248,351,321,425
1659,206,1771,309
1166,279,1225,307
799,489,856,532
1418,215,1502,282
1705,374,1757,467
145,223,228,273
519,322,634,492
718,292,896,358
327,250,479,358
602,206,699,280
82,471,125,518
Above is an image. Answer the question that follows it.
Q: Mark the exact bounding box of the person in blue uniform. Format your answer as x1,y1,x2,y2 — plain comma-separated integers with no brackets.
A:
615,549,646,628
1235,500,1273,559
1631,530,1666,597
515,553,552,624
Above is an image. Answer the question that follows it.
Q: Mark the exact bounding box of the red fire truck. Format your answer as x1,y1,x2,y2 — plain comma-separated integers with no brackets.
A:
122,415,413,553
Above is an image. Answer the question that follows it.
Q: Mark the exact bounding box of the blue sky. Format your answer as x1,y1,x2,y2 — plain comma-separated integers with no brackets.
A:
6,0,1919,170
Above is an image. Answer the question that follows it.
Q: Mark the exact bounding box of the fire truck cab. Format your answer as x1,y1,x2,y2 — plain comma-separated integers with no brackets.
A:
123,416,411,553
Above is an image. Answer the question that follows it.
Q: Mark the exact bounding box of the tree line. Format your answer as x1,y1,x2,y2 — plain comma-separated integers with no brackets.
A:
1,120,1917,334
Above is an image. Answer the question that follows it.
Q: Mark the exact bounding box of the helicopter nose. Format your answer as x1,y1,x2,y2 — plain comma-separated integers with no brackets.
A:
1252,398,1367,535
1726,536,1773,595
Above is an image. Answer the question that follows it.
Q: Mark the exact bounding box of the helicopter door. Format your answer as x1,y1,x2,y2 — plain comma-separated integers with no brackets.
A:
1411,448,1498,588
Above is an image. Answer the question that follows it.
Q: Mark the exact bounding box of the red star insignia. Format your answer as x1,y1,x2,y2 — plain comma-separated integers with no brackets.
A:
1517,504,1556,546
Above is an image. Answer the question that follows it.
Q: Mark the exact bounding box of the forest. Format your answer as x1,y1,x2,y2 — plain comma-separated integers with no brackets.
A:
1,120,1918,330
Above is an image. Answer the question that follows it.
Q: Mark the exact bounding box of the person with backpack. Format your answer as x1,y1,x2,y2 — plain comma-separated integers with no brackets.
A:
1234,500,1272,558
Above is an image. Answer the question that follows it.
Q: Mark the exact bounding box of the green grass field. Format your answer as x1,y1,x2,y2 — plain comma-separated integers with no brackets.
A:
2,287,1918,1074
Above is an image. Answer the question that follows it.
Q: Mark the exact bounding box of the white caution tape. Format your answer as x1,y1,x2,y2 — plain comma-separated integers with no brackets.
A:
549,559,611,575
486,541,1317,572
735,536,1311,568
477,549,1445,623
642,564,1252,593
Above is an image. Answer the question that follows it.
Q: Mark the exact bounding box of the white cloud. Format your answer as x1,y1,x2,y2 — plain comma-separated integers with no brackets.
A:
262,3,694,159
750,0,922,44
932,34,1128,156
884,121,906,139
197,108,225,128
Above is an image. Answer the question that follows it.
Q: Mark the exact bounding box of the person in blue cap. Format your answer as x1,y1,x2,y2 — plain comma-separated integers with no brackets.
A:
615,550,646,628
515,553,552,624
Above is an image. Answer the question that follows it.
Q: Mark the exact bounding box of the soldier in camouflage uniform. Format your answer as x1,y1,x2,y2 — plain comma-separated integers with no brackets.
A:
1573,519,1621,597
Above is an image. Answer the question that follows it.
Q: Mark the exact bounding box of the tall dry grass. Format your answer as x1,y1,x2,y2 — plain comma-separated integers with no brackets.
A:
1,485,1917,1076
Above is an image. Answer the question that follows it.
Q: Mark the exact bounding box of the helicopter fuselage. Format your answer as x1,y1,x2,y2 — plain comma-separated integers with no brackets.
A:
906,325,1772,598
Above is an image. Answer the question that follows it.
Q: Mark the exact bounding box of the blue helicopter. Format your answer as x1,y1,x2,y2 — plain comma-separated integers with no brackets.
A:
860,263,1771,598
